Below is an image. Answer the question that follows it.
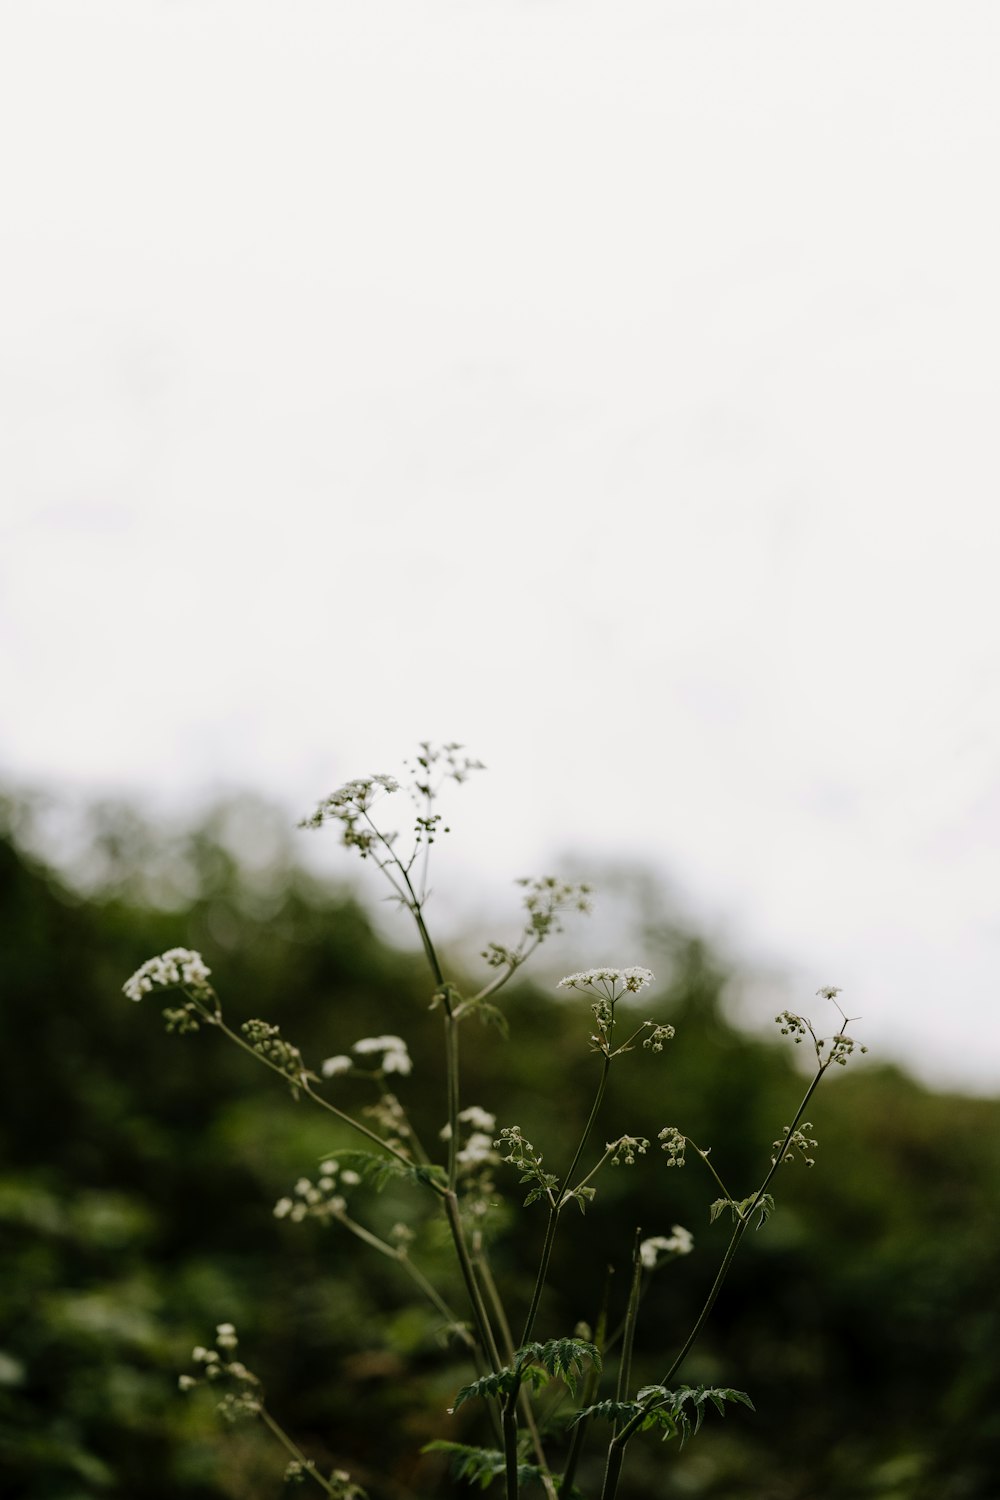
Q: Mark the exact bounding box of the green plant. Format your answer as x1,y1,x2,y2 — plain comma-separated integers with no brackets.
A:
123,744,867,1499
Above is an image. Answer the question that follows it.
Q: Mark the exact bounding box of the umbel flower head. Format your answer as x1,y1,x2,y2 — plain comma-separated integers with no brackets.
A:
558,967,654,998
123,948,212,1002
352,1035,412,1076
640,1227,694,1268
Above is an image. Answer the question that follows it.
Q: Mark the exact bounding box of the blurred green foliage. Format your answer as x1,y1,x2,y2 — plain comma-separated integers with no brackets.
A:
1,792,997,1500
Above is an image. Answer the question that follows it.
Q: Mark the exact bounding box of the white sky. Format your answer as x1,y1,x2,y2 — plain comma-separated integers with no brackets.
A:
2,1,999,1091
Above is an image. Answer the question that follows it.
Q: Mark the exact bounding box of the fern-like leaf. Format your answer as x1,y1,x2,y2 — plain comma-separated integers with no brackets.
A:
330,1150,446,1194
421,1442,545,1490
567,1400,641,1429
515,1338,601,1398
635,1384,755,1445
451,1366,516,1410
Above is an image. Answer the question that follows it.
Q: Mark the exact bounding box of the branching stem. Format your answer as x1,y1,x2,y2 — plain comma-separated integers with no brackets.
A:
599,1062,830,1500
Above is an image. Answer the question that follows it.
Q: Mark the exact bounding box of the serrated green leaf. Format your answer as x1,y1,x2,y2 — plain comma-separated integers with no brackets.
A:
568,1400,641,1428
623,1384,755,1446
331,1150,404,1193
329,1149,446,1195
753,1193,775,1228
515,1339,600,1399
452,1366,515,1410
421,1441,546,1491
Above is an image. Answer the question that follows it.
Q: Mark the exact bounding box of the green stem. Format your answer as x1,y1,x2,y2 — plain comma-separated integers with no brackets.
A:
689,1138,735,1203
569,1144,615,1200
366,849,506,1404
499,1054,614,1500
599,1064,829,1500
443,1191,503,1372
560,1265,612,1496
187,996,438,1194
520,1054,613,1350
257,1406,339,1496
474,1241,556,1498
335,1210,470,1343
444,1013,461,1189
614,1230,644,1415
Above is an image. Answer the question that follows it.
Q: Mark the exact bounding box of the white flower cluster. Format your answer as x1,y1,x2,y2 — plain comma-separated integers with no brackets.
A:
299,774,400,834
180,1325,260,1418
640,1226,694,1269
458,1105,496,1132
321,1054,352,1078
557,966,655,997
320,775,400,811
351,1035,412,1075
273,1160,357,1223
457,1132,498,1167
123,948,212,1002
443,1107,499,1169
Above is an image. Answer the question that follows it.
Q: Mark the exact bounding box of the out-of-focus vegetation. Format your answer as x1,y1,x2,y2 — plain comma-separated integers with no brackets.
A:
2,791,998,1500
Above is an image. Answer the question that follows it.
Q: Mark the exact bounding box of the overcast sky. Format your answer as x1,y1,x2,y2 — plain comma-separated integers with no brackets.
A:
3,1,999,1092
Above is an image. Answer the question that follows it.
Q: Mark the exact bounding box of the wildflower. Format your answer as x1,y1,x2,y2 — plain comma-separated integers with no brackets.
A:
352,1035,412,1076
458,1105,497,1132
775,1010,809,1042
772,1124,819,1166
816,986,842,1000
558,967,655,997
642,1023,675,1052
298,775,400,851
178,1374,197,1391
658,1126,687,1167
456,1132,498,1167
607,1134,649,1166
321,1055,353,1078
241,1020,305,1083
123,948,212,1002
216,1323,238,1351
640,1226,694,1268
273,1197,294,1219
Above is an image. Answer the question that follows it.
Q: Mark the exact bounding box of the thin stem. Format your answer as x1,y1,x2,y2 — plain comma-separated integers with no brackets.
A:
499,1053,614,1500
614,1230,644,1415
466,936,540,1007
599,1064,830,1500
362,813,447,990
443,1191,503,1372
257,1406,339,1497
688,1138,735,1203
473,1238,554,1497
444,1014,461,1189
660,1065,828,1389
335,1210,470,1343
560,1266,613,1497
569,1144,616,1200
359,835,506,1399
186,996,437,1193
516,1051,613,1362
